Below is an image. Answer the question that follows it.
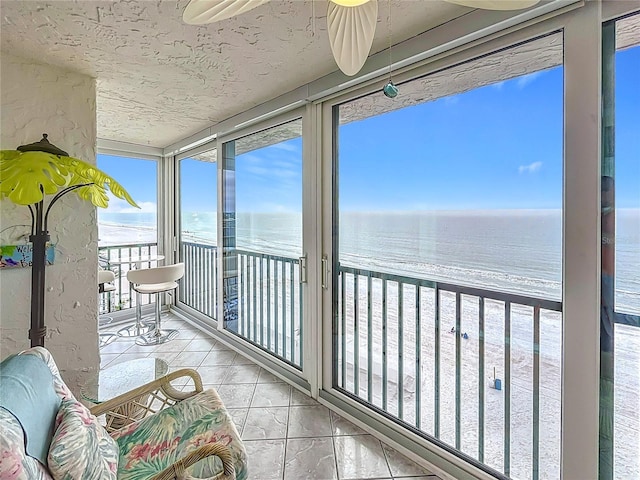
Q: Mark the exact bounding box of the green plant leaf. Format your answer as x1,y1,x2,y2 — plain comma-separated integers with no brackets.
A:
0,150,69,204
59,156,139,208
0,150,139,209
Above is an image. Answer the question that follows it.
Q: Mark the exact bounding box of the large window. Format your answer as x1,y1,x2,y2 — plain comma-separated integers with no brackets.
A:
97,154,159,313
178,148,218,319
97,154,158,247
600,13,640,480
222,119,304,367
333,33,563,479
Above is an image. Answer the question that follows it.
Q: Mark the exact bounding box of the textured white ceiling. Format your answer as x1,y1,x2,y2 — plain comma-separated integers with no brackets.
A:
0,0,470,148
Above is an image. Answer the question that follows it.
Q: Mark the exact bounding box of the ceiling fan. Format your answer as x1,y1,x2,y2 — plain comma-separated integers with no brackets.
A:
183,0,540,77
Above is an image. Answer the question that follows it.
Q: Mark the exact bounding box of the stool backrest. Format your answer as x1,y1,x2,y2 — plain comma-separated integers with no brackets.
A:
127,263,185,285
98,269,116,285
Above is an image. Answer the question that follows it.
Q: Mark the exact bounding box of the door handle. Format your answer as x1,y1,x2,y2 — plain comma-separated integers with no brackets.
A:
299,255,308,284
321,256,329,289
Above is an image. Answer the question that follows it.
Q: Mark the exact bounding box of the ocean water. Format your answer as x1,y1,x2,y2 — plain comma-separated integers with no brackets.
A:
98,209,640,314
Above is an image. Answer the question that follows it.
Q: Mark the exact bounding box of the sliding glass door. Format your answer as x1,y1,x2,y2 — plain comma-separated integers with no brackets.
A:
97,154,159,315
600,12,640,480
329,33,564,479
221,118,305,369
178,147,218,320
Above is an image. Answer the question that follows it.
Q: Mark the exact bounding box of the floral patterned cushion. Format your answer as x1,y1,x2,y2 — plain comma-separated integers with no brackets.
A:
47,399,119,480
0,408,52,480
0,347,73,480
113,389,247,480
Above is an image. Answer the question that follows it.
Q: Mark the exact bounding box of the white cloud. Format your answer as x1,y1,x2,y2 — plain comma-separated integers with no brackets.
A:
244,165,269,176
104,192,155,213
519,161,543,174
241,154,263,165
517,71,543,89
492,81,506,90
269,142,299,153
443,95,459,105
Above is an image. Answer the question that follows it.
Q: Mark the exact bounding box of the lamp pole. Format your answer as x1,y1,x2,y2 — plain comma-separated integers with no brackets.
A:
3,135,136,348
16,134,68,348
28,198,49,347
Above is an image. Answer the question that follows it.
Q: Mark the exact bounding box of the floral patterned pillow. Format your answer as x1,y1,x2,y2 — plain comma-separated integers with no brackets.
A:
0,408,52,480
47,399,118,480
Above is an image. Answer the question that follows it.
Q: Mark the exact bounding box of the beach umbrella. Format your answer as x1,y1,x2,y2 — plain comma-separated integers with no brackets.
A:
0,134,139,348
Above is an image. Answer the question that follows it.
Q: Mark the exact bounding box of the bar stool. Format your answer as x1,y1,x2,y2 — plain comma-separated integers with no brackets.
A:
128,263,185,346
98,269,118,348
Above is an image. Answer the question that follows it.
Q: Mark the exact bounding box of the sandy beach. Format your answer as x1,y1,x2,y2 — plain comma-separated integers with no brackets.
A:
335,279,640,480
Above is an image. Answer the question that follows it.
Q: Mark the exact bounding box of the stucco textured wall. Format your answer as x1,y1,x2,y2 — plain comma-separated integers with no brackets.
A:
0,52,99,395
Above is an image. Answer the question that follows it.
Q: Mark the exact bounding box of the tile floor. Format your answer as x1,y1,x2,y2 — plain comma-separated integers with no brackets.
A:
100,313,443,480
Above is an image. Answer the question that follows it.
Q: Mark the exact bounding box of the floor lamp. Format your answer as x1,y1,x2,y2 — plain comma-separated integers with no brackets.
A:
0,134,138,347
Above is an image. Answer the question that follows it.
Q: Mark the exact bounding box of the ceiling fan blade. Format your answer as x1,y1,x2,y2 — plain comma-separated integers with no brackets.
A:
327,0,378,76
183,0,271,24
444,0,540,10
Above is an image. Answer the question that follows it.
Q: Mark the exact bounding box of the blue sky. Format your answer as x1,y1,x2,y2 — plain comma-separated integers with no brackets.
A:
99,45,639,213
338,67,564,211
97,154,158,213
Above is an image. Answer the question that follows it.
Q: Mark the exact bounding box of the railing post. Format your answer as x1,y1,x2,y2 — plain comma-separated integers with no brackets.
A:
434,284,441,439
398,282,404,420
533,305,541,480
504,301,511,476
478,296,485,463
415,285,421,429
367,274,373,403
382,277,388,410
455,292,462,450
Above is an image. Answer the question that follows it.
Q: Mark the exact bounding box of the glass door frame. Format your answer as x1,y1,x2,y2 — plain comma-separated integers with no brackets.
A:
96,144,165,322
214,106,319,389
599,7,640,480
173,139,219,323
317,2,619,479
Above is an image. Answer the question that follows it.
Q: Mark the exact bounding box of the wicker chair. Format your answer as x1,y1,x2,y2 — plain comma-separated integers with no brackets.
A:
0,347,247,480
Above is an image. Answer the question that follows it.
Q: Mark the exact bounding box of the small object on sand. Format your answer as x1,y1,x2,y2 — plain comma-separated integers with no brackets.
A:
462,332,469,340
450,327,455,333
490,367,502,391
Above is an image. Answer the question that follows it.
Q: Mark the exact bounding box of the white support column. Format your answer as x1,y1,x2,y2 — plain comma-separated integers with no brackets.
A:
321,102,336,393
562,1,602,479
302,102,322,397
0,52,99,395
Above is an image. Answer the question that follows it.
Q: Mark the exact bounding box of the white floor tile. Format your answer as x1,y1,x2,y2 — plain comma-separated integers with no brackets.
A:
333,435,391,480
284,437,338,480
217,383,257,408
244,440,285,480
251,383,292,408
243,407,289,440
288,406,333,438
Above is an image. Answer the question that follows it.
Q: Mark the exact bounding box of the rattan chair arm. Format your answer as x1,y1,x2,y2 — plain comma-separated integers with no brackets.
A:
150,443,236,480
89,368,203,417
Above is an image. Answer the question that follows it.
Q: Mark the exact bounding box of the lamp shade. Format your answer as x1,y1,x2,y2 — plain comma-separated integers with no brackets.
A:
17,134,68,157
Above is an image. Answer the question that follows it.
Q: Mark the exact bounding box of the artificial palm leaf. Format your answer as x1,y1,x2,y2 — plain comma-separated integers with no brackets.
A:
0,149,138,209
0,151,69,204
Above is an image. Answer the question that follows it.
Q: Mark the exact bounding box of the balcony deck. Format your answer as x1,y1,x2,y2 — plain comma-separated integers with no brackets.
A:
100,313,442,480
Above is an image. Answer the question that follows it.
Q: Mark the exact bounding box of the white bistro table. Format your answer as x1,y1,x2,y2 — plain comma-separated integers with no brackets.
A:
107,254,165,338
